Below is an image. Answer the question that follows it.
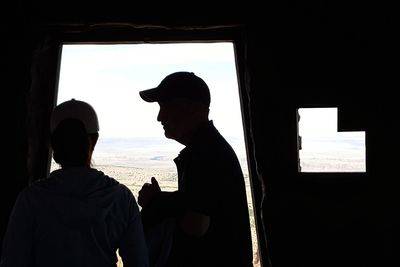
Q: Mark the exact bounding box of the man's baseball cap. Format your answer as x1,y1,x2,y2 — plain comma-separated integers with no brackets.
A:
139,71,211,106
50,99,99,134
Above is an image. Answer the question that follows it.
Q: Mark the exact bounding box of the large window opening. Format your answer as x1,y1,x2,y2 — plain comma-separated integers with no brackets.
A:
297,107,366,173
53,43,260,266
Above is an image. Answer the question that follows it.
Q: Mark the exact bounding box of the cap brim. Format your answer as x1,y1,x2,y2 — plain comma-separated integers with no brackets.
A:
139,88,160,102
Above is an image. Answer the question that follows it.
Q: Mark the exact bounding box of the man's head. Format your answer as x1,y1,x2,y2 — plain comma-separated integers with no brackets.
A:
50,99,99,168
139,72,210,107
139,72,210,145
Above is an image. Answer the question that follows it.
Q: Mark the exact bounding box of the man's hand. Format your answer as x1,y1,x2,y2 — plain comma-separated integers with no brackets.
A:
138,177,161,208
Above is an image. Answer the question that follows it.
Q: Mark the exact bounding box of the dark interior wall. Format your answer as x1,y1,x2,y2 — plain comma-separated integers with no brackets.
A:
4,2,36,251
243,2,398,267
6,1,398,267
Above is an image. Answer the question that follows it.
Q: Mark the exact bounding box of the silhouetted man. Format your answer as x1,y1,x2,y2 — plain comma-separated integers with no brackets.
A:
138,71,253,267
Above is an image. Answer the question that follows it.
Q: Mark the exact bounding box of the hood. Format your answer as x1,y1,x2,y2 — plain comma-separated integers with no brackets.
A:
30,167,121,229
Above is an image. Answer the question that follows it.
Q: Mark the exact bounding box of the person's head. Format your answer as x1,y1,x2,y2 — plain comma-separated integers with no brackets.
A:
50,99,99,168
139,72,210,145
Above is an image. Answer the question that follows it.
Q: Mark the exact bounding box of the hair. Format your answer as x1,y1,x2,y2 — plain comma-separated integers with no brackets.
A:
51,118,90,168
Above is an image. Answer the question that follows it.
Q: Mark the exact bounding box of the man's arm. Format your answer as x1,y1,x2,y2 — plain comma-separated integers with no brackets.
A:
139,177,210,237
140,190,184,228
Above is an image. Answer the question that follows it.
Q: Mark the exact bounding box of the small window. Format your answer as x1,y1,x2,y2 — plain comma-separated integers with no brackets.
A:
297,107,366,173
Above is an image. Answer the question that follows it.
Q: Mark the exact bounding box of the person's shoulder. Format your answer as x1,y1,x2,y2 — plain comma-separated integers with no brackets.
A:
21,177,50,195
200,125,236,155
115,184,139,209
100,174,130,193
15,186,31,198
95,174,137,206
11,183,40,208
30,176,55,188
116,182,132,193
101,173,120,185
204,122,232,145
111,181,135,199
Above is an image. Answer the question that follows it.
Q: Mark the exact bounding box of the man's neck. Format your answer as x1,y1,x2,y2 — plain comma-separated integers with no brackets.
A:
179,119,210,146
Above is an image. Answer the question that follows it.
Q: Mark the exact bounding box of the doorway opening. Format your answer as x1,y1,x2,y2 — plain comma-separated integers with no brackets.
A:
53,43,260,266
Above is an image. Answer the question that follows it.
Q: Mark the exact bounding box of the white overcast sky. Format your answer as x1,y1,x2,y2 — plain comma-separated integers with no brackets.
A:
57,43,245,141
57,43,364,145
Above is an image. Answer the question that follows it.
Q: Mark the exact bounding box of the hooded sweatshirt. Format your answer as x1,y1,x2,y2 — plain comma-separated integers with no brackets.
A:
0,167,148,267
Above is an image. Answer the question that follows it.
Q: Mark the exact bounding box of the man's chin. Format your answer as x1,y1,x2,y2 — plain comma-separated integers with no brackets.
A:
164,131,172,139
164,131,178,141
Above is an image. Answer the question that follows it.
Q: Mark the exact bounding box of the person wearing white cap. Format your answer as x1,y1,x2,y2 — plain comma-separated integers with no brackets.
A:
138,72,253,267
0,99,149,267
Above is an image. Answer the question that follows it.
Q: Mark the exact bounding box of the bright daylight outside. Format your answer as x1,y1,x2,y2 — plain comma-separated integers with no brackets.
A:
52,43,260,266
298,107,366,172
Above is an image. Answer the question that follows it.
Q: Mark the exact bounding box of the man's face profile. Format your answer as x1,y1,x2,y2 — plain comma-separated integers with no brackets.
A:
157,98,196,142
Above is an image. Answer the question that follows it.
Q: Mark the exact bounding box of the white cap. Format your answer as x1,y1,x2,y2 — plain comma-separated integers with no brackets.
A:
50,99,99,134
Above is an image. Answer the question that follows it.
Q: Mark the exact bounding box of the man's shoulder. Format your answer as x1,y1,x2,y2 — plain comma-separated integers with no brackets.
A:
196,123,232,149
197,129,238,160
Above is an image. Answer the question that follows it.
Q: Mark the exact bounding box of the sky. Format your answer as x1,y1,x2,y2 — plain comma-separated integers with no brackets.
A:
58,43,244,141
298,108,365,138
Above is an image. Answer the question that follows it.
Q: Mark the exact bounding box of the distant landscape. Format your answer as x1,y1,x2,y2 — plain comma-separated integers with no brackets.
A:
299,136,366,172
